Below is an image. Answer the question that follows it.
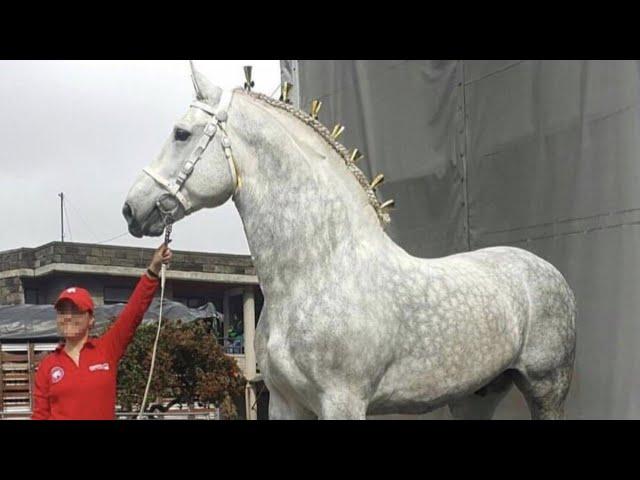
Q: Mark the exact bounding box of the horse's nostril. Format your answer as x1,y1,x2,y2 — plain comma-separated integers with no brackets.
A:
122,202,135,224
123,202,143,237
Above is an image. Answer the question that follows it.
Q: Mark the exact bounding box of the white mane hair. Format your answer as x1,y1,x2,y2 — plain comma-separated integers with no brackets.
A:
244,90,392,226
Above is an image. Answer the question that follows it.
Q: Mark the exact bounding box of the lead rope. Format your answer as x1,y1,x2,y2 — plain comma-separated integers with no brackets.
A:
136,222,172,420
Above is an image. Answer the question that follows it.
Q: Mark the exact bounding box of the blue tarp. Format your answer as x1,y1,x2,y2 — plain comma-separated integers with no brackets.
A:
0,299,220,341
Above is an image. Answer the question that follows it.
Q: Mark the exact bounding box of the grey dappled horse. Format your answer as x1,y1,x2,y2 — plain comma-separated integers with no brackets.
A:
123,65,576,419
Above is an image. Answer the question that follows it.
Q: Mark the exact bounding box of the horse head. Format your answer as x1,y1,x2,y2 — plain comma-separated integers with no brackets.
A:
123,62,240,237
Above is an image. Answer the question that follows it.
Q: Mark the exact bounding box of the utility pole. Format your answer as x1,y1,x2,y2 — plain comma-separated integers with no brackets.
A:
58,192,64,243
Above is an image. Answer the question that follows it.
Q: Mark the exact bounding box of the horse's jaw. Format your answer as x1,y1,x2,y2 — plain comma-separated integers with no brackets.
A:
122,200,173,238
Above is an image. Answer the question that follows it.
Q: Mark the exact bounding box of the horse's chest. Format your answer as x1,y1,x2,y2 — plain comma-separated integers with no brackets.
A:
259,334,313,402
256,315,302,382
258,309,382,400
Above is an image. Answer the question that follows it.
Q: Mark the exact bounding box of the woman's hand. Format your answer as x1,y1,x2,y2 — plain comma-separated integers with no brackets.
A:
148,243,173,276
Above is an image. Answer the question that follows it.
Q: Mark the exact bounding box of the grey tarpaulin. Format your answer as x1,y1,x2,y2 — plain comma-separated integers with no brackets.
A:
0,299,220,341
284,60,640,419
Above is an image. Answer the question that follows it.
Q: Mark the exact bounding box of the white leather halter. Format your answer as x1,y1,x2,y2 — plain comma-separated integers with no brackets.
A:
142,89,239,215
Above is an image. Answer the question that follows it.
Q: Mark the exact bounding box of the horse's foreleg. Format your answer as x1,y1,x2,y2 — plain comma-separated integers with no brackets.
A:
318,392,368,420
268,385,317,420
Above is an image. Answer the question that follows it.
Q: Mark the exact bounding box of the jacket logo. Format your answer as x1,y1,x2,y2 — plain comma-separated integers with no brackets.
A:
50,366,65,384
89,362,110,372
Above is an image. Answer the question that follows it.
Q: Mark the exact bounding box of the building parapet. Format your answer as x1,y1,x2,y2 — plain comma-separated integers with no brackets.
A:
0,242,257,284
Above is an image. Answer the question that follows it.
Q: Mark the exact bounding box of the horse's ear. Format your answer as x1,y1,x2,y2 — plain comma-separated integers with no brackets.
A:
189,61,222,106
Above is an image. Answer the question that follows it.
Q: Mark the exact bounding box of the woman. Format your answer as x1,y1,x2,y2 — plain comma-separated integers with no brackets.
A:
32,243,172,420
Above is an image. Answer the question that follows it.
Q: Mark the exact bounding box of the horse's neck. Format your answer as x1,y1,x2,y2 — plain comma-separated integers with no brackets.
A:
228,95,386,291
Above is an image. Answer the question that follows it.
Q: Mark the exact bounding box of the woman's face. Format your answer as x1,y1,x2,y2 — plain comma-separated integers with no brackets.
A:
56,300,94,341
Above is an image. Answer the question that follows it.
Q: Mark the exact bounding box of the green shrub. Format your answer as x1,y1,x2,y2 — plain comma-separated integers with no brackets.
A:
100,318,246,419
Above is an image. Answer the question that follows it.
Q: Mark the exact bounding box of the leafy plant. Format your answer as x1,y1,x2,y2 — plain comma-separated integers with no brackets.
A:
99,317,246,419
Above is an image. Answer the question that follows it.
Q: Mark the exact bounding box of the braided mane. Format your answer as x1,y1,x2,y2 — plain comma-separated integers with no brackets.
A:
239,89,391,227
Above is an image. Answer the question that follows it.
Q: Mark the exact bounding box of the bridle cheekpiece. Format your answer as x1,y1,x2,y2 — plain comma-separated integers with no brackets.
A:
142,87,239,219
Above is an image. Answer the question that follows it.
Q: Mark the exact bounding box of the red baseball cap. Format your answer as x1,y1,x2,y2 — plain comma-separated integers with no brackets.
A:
54,287,94,314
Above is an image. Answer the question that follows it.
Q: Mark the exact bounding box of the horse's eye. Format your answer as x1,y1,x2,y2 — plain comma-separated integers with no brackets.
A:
174,128,191,142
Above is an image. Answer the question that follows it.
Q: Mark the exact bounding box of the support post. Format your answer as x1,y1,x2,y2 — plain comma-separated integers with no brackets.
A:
243,286,257,420
223,291,230,350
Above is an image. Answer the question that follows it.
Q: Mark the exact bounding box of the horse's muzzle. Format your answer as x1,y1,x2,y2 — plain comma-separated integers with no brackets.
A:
122,202,143,238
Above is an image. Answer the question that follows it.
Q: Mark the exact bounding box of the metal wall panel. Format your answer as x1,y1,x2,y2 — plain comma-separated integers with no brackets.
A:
288,60,640,419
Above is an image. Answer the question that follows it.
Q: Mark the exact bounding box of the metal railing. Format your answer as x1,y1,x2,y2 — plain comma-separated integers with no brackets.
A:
116,410,220,420
0,412,31,420
1,410,221,420
217,336,245,354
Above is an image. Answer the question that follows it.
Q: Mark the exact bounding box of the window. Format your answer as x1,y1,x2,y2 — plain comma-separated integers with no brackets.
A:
174,297,206,308
104,287,131,305
24,289,39,304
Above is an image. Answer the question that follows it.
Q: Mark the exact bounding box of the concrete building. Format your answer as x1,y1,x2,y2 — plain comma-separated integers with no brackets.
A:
0,241,265,419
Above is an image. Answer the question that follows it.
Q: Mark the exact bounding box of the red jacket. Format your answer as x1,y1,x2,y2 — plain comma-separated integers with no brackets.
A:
32,274,159,420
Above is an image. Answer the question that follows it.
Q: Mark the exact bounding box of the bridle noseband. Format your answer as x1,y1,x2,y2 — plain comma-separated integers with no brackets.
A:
142,89,239,219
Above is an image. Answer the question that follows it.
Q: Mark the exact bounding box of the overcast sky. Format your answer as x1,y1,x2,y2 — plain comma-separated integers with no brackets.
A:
0,60,282,255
